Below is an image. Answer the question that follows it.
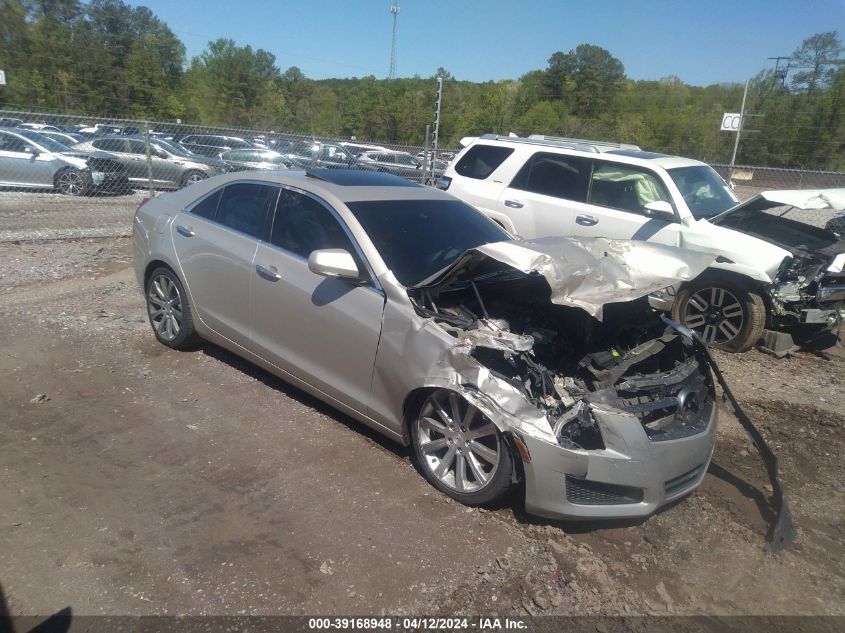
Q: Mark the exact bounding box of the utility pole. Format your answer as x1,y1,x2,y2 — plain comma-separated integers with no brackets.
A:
729,80,749,186
768,56,791,87
431,77,443,181
388,1,400,79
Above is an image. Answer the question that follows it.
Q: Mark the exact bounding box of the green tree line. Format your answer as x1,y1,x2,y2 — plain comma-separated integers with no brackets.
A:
1,0,843,169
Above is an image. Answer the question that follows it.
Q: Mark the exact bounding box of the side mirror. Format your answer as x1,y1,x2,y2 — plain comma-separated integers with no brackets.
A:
26,146,41,157
643,200,675,221
308,249,360,281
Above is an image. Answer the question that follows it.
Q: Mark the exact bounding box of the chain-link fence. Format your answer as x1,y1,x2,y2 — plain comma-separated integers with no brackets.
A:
1,108,843,241
0,108,461,241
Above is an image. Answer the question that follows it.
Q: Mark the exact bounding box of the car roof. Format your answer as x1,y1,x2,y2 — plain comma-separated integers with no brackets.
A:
168,169,447,205
469,135,708,170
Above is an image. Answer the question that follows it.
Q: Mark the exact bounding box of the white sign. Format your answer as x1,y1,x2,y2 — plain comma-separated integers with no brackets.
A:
0,70,6,86
721,112,743,131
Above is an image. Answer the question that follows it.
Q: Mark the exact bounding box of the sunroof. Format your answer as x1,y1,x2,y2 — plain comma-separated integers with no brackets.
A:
305,168,421,187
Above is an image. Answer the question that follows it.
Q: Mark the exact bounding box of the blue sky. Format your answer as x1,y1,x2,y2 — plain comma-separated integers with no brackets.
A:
128,0,845,86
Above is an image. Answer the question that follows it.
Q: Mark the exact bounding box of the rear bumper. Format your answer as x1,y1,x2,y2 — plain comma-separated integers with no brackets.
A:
520,403,716,520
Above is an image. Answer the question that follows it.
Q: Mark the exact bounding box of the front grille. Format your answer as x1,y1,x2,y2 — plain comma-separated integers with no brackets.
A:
565,475,644,505
664,464,704,497
617,358,713,442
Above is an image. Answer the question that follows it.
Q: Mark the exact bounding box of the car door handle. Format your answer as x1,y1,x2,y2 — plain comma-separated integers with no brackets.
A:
575,215,599,226
175,225,195,237
504,199,524,209
255,264,282,282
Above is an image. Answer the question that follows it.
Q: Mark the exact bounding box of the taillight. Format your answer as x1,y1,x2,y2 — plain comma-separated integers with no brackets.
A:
435,176,452,191
133,197,152,233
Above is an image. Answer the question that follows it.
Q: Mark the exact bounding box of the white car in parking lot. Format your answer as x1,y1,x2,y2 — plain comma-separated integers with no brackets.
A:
438,135,845,352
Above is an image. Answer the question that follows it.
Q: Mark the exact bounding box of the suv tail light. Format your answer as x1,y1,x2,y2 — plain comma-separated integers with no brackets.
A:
435,176,452,191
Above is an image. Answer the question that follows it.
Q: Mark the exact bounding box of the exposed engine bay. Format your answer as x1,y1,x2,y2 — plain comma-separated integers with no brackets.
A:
410,268,713,451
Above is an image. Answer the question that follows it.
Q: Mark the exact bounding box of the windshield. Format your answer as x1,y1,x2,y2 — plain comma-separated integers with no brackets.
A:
667,165,738,219
18,129,71,153
346,199,510,286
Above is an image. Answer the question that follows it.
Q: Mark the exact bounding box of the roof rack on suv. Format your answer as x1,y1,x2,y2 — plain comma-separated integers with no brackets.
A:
479,133,641,154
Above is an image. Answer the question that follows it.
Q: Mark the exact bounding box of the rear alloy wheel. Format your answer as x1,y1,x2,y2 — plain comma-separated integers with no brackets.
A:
56,168,89,196
672,277,765,352
181,171,206,188
411,389,513,506
145,267,200,349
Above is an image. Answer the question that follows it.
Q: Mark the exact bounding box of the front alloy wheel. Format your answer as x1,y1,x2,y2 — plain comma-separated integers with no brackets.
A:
683,286,745,345
412,389,513,505
56,168,87,196
672,277,766,352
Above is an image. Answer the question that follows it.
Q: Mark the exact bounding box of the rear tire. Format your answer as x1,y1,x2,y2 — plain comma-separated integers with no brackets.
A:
411,389,514,506
180,170,206,188
672,276,765,352
145,267,201,350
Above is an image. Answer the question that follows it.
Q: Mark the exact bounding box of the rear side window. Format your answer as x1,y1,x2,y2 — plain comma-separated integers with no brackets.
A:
510,152,591,201
93,138,127,152
271,190,355,259
190,189,222,220
454,145,514,179
215,183,278,237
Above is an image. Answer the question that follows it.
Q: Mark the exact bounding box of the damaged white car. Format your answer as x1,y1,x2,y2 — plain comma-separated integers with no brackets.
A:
439,135,845,352
133,169,792,546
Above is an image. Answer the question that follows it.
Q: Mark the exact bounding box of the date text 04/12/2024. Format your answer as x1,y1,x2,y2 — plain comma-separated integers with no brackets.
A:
307,618,528,630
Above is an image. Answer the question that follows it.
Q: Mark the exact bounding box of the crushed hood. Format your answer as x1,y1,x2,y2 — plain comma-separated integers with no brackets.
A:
414,236,715,320
710,188,845,257
713,188,845,218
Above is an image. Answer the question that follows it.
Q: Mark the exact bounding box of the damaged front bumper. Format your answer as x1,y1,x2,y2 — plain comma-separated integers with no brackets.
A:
519,396,716,520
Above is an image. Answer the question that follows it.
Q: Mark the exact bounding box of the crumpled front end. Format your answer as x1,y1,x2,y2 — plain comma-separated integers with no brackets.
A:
519,329,716,520
404,237,718,519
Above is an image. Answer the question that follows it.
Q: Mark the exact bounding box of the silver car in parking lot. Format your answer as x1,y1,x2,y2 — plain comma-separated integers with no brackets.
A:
133,168,787,525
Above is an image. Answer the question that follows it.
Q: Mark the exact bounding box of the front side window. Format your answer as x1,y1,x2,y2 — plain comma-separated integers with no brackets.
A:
271,190,356,259
396,153,419,167
589,161,672,215
454,145,514,180
0,133,30,153
510,152,591,201
215,183,278,238
667,165,738,220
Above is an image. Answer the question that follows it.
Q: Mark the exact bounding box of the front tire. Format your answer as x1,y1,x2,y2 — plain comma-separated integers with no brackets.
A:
672,276,766,352
145,267,200,349
55,168,90,196
411,389,514,506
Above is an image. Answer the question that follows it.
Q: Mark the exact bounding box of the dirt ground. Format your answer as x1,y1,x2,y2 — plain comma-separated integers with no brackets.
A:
1,234,843,625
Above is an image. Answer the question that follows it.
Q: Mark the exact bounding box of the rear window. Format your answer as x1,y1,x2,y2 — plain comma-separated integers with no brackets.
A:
454,144,514,180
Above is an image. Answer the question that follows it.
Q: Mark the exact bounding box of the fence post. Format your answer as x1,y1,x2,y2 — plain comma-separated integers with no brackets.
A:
423,124,430,183
144,121,154,198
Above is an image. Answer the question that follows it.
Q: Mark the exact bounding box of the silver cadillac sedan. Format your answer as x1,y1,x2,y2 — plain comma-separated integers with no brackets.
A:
133,168,723,520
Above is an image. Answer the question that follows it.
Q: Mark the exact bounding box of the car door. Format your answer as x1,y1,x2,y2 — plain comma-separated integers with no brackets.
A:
576,159,682,245
127,139,179,186
495,152,591,238
250,188,384,413
172,182,278,347
93,138,141,180
0,132,55,186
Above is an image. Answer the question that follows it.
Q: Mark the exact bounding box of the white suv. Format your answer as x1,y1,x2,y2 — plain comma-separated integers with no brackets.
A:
439,134,845,352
